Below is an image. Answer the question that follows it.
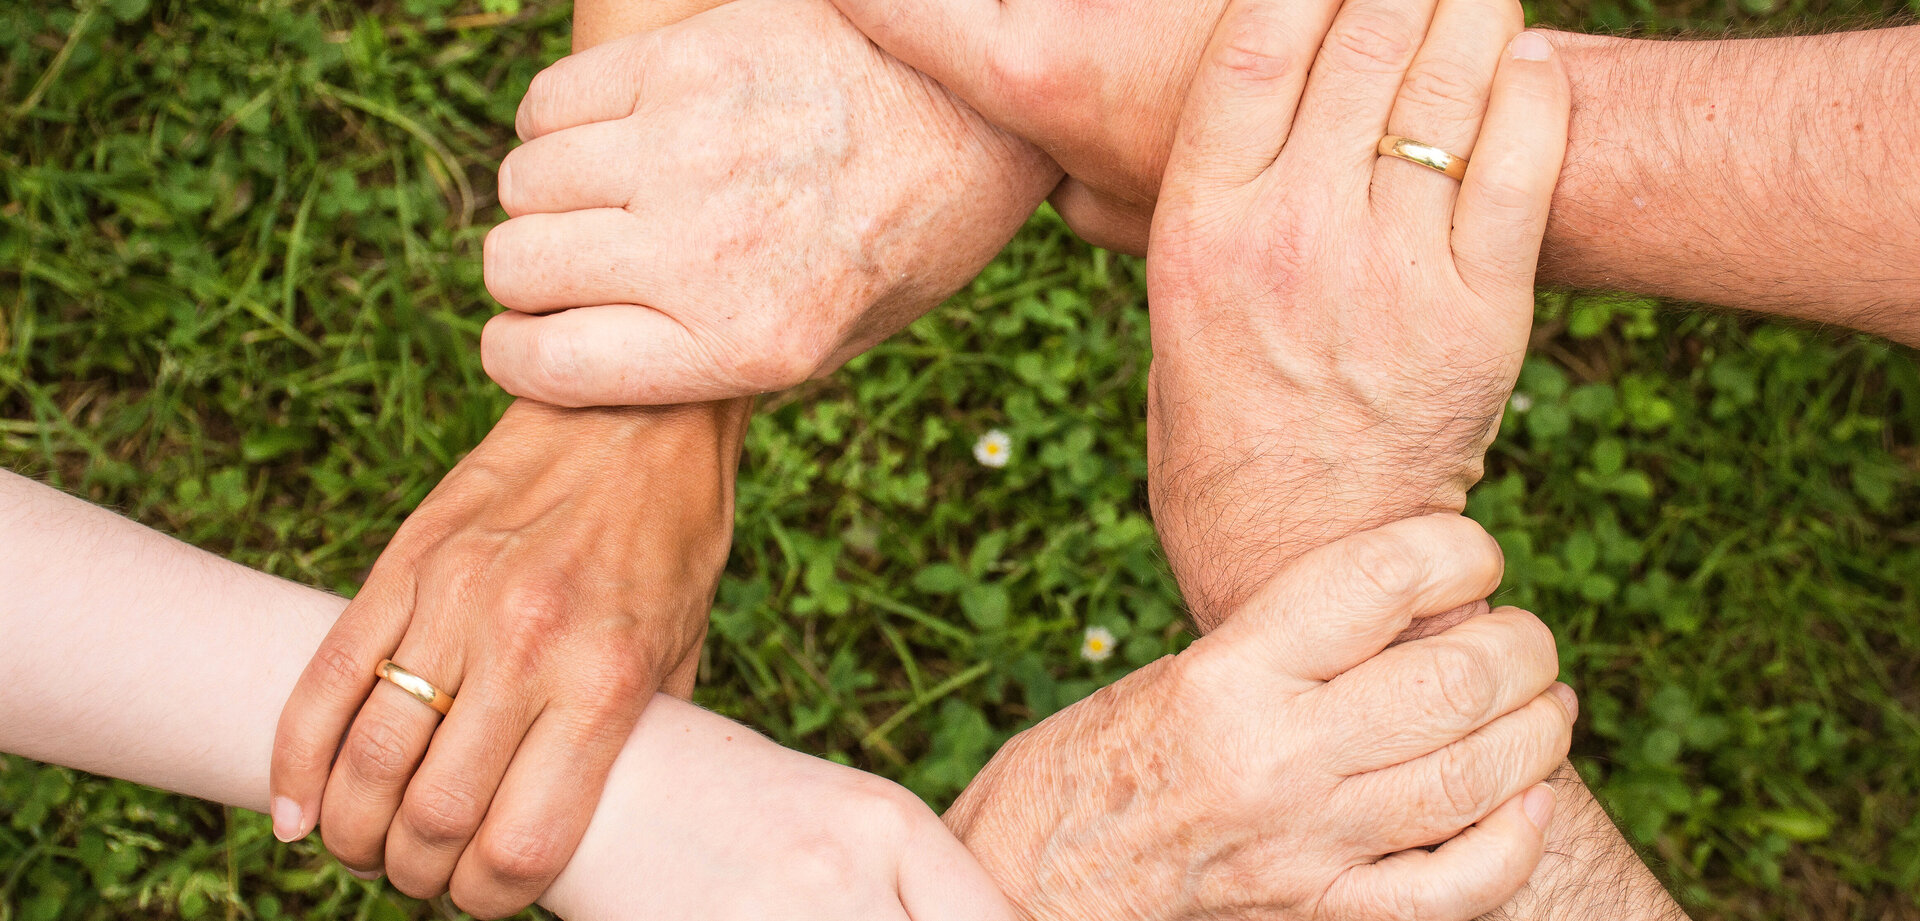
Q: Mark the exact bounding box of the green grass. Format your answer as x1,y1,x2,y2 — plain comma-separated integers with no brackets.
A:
2,0,1916,918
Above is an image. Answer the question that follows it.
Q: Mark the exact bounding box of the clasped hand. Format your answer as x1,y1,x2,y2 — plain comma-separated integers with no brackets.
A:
267,0,1579,915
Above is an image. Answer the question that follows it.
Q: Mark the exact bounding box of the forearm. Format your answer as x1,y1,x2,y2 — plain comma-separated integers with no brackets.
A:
571,0,730,50
0,469,831,919
1543,27,1920,342
1482,765,1687,921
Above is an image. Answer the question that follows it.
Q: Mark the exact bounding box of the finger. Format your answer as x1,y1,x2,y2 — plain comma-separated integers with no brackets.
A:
1049,178,1150,256
1328,784,1553,921
1283,0,1443,178
498,121,646,217
1161,0,1342,200
483,210,661,314
825,0,1013,131
1317,606,1560,772
270,577,413,844
317,631,463,874
1206,514,1504,682
515,35,657,142
448,703,640,918
482,307,774,407
1372,0,1522,224
1349,686,1575,850
382,680,535,900
1392,599,1487,645
659,635,702,700
1450,31,1571,301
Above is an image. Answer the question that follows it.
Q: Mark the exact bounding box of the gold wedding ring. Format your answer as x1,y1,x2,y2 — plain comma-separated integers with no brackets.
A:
1377,135,1469,181
376,659,454,715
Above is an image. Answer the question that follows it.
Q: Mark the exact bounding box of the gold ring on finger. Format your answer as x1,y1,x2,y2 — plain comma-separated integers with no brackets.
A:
375,659,454,716
1377,135,1469,181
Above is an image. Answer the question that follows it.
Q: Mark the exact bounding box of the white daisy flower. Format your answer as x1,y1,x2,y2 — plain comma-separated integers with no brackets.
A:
1508,393,1534,414
973,429,1012,468
1081,626,1117,663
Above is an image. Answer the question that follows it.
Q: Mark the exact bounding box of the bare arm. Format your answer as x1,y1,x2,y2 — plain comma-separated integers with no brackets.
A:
832,1,1920,344
572,0,728,50
0,469,1016,920
1543,28,1920,343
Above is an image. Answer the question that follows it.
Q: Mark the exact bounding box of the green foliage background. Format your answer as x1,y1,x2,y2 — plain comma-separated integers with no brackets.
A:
2,0,1916,917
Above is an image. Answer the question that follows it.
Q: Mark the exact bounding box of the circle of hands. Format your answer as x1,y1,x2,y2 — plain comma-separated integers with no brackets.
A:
247,0,1595,916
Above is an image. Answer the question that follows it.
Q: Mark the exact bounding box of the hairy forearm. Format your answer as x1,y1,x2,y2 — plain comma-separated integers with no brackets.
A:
1482,765,1688,921
1544,27,1920,342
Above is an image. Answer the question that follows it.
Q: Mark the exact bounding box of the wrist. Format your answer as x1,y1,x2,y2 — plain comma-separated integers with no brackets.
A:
1144,362,1481,629
493,398,750,469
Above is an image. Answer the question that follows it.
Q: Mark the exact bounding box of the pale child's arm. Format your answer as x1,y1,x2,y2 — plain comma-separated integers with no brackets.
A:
0,469,1012,921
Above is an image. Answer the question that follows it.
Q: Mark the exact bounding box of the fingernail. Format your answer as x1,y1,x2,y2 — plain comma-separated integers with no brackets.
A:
1523,783,1556,829
1549,682,1579,723
1511,31,1553,62
349,868,384,881
271,796,305,843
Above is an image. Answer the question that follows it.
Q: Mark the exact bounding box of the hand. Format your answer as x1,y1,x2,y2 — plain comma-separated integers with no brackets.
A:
548,694,1017,921
1139,0,1572,623
828,0,1240,252
479,0,1059,407
946,516,1576,921
270,398,748,918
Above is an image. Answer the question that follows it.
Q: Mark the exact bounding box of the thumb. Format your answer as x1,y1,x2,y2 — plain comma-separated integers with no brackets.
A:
1207,515,1506,682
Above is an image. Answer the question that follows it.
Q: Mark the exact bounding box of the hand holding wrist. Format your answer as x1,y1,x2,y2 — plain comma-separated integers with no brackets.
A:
271,396,746,915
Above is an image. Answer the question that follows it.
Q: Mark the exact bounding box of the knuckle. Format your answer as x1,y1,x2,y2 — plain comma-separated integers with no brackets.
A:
400,781,488,849
530,325,582,394
1474,172,1541,223
1344,530,1429,602
473,824,569,888
1398,57,1485,115
1326,9,1418,76
1213,3,1302,86
517,67,563,140
310,638,371,692
1421,642,1497,724
1487,607,1559,679
1435,743,1498,819
1464,520,1506,585
579,654,654,704
496,578,574,636
342,716,419,785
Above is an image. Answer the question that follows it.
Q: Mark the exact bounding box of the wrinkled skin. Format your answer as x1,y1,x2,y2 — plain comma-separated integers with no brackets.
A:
480,0,1059,406
830,0,1249,251
1140,0,1572,621
272,400,746,917
543,695,1020,921
946,516,1576,921
940,4,1579,919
